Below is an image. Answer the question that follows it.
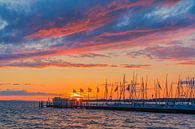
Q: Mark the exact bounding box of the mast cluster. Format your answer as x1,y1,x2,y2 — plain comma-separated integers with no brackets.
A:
72,74,195,103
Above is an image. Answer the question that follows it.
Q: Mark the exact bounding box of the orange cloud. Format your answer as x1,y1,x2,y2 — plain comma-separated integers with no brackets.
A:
178,60,195,65
122,64,152,68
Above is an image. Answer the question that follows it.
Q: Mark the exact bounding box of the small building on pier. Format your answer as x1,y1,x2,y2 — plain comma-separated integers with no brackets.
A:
52,97,83,107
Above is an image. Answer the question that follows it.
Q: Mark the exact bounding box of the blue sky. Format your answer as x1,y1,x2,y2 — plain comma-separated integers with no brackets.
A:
0,0,195,66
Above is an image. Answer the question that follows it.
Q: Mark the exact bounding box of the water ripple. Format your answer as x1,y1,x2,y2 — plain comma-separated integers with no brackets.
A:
0,101,194,129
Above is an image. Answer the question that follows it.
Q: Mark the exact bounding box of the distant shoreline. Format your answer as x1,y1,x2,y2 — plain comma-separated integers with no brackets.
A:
0,100,38,102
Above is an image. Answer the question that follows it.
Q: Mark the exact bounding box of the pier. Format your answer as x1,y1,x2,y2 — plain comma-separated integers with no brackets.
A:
39,75,195,114
39,98,195,114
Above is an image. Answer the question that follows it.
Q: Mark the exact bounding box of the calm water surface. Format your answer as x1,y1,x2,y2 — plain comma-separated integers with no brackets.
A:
0,101,194,129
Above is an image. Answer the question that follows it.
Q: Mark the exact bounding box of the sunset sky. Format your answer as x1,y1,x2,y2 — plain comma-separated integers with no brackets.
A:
0,0,195,100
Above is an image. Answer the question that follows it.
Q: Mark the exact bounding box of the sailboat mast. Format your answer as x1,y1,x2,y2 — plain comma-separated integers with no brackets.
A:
169,82,173,98
109,83,113,100
165,74,168,98
145,75,148,100
104,80,108,100
132,72,135,99
123,74,126,100
135,73,137,99
142,76,145,104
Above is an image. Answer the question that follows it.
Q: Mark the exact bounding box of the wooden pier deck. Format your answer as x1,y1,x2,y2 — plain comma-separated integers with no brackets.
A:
39,99,195,114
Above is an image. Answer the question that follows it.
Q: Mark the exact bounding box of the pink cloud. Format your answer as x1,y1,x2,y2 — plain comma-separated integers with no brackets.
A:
25,0,155,40
128,45,195,62
160,0,181,7
178,60,195,65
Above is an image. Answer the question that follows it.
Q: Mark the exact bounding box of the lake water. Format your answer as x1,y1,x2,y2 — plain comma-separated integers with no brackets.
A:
0,101,194,129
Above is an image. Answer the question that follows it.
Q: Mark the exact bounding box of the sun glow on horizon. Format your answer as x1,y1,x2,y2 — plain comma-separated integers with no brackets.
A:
71,93,81,97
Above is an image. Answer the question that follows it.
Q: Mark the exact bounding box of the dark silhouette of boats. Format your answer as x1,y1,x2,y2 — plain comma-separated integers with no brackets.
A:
40,74,195,114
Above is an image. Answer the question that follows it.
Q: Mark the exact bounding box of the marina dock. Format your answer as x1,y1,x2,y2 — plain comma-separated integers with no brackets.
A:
39,75,195,114
39,98,195,114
